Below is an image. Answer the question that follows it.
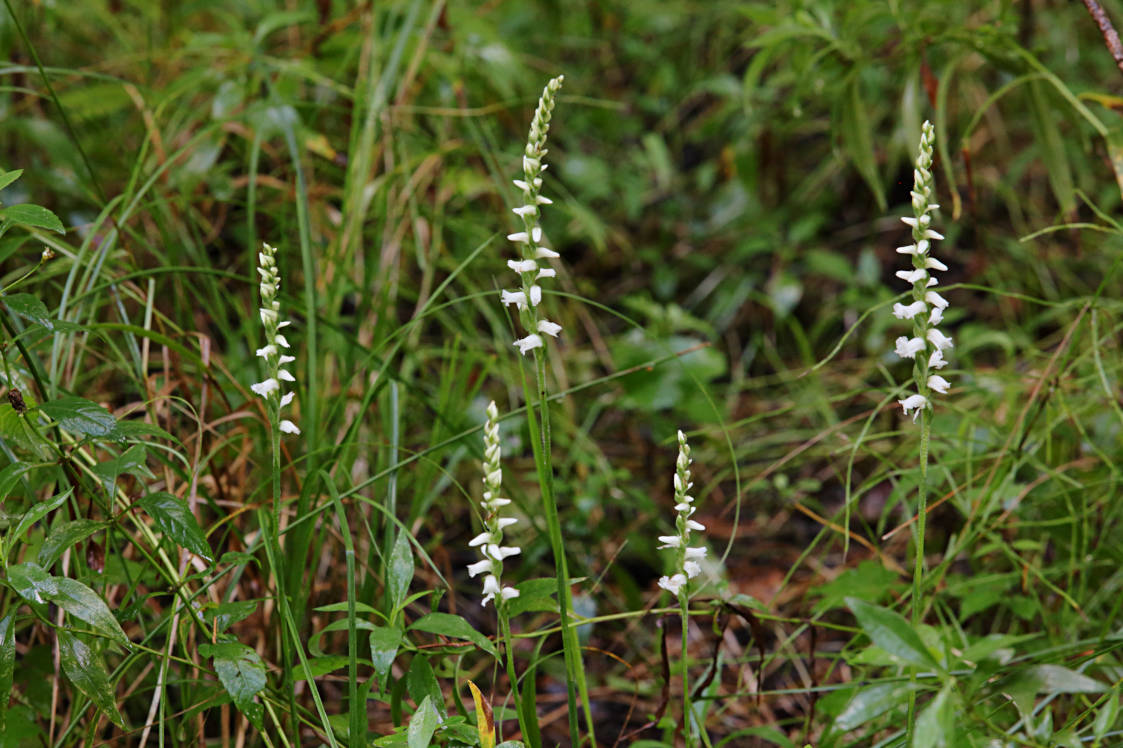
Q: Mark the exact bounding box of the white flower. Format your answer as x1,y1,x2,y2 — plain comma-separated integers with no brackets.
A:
924,229,944,240
658,573,687,595
929,348,947,369
896,244,920,256
468,532,492,547
274,334,290,348
514,334,543,355
512,205,537,218
507,231,530,243
925,290,948,309
535,247,560,259
251,378,279,397
924,256,948,271
484,543,521,560
929,307,944,325
898,393,929,422
528,285,542,306
535,195,553,205
685,519,705,532
684,547,706,561
531,226,542,243
929,375,950,394
894,336,926,359
892,301,927,320
657,535,681,548
256,345,277,358
467,559,492,578
279,420,301,435
508,259,537,273
481,575,501,606
684,561,702,579
280,392,294,407
500,587,520,601
536,268,556,280
896,269,928,284
537,320,562,337
277,369,295,382
501,290,528,310
927,328,954,350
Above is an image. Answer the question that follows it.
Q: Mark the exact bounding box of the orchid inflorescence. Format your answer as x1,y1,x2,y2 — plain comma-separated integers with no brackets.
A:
250,242,299,435
892,121,952,422
467,401,522,607
501,75,565,356
657,430,707,597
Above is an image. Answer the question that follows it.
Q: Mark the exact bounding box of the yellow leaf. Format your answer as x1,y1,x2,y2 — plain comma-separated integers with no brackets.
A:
467,680,495,748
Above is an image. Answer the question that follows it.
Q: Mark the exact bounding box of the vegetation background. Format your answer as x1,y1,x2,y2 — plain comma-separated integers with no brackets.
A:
2,0,1123,746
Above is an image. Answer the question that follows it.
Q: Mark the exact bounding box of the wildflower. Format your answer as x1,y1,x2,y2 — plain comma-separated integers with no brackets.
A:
251,242,300,435
500,76,565,354
892,121,952,421
470,402,521,607
657,431,707,597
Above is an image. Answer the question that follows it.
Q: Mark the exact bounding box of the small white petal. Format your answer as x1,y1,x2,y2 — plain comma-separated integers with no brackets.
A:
537,320,562,337
929,348,948,369
923,257,948,271
280,392,295,408
277,369,296,382
925,291,948,309
658,574,688,595
512,205,537,217
514,334,544,355
513,179,529,191
927,328,954,350
924,229,944,240
501,289,527,309
896,269,928,284
274,334,291,348
535,194,553,205
898,393,929,422
684,547,707,560
535,247,560,259
279,355,296,365
481,575,500,605
277,320,291,328
896,244,920,255
686,519,706,532
536,268,556,280
256,345,277,358
251,378,280,397
279,419,301,435
657,535,682,548
901,216,919,228
495,517,518,530
529,285,542,306
500,587,520,600
892,301,927,320
531,227,542,243
928,375,950,394
508,259,538,273
523,155,540,173
894,336,926,359
928,306,944,325
467,559,492,578
507,231,530,243
684,561,702,578
469,532,492,547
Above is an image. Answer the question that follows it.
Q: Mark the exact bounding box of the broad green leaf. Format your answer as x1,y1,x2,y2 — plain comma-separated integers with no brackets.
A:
409,612,496,656
0,463,29,500
370,625,402,686
38,519,104,568
407,695,440,748
200,641,265,730
914,682,954,748
0,403,48,458
12,489,71,543
506,578,559,618
107,420,178,444
57,630,125,727
468,681,495,748
814,560,901,613
2,293,54,330
205,600,258,634
0,611,14,736
0,204,64,233
387,530,413,614
93,445,155,495
51,578,129,646
39,397,116,438
406,655,442,717
137,492,212,561
0,169,23,192
7,561,57,605
836,681,919,730
846,597,940,670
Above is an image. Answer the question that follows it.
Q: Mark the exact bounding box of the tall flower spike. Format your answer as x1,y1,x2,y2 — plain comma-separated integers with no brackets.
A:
503,76,565,356
893,121,952,422
252,242,300,435
469,402,521,607
658,431,707,597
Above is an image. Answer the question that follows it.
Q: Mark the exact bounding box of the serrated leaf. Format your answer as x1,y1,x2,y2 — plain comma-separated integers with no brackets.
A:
200,641,265,730
846,597,940,671
410,612,496,656
137,492,212,561
39,397,116,438
57,630,125,727
38,519,104,568
0,611,15,736
93,445,155,495
407,655,443,717
407,695,440,748
387,530,413,614
370,625,402,687
1,204,64,233
914,682,953,748
467,681,495,748
12,489,71,543
2,293,54,330
836,681,919,730
52,577,129,646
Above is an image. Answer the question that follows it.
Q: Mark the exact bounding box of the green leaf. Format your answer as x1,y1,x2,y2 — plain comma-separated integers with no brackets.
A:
840,77,886,211
11,489,71,543
835,681,919,730
409,612,496,656
7,561,57,605
92,445,155,495
205,600,258,634
2,293,54,330
506,578,559,617
370,625,402,687
406,655,442,717
38,519,104,568
0,611,15,736
51,578,129,646
914,682,954,748
0,169,23,193
199,641,265,730
39,397,116,438
57,630,125,727
1093,688,1119,740
0,204,64,233
136,492,212,561
407,695,440,748
107,419,178,444
846,597,940,670
387,530,413,614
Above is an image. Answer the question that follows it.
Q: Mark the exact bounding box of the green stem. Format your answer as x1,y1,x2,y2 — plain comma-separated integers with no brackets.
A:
497,607,527,744
679,594,691,745
906,410,932,742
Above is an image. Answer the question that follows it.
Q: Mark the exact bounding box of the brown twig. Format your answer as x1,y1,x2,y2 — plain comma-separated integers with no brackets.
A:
1082,0,1123,76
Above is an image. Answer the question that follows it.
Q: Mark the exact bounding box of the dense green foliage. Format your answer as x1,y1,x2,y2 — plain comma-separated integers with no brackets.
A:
2,0,1123,746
